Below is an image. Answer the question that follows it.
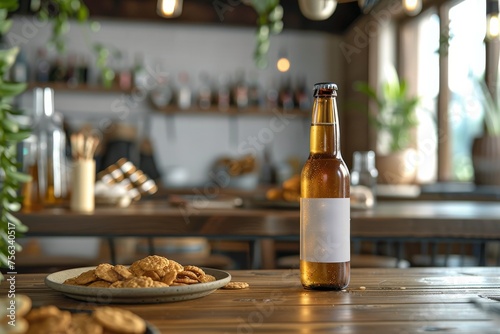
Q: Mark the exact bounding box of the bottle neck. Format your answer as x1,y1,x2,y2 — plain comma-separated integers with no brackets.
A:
309,95,340,155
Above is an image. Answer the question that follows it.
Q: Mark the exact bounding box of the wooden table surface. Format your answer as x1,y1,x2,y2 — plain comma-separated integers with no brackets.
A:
3,267,500,333
15,200,500,240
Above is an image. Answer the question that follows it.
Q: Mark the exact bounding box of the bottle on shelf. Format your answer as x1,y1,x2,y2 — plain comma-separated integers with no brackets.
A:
300,82,350,290
10,47,29,83
197,71,212,110
65,53,79,87
115,52,132,91
231,69,248,109
278,76,294,110
215,73,230,111
34,47,50,83
77,53,89,85
248,72,263,108
176,71,192,110
150,71,174,110
49,56,67,83
265,77,279,110
294,75,311,111
22,87,69,208
133,53,149,90
351,150,378,199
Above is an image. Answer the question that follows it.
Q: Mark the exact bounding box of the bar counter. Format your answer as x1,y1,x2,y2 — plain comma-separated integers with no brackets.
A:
4,267,500,333
16,200,500,240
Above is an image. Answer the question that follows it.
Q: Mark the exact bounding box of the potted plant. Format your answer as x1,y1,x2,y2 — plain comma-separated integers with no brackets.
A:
471,71,500,186
354,66,420,184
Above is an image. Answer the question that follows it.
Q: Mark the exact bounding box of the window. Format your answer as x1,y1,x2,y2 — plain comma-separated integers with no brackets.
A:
400,0,486,182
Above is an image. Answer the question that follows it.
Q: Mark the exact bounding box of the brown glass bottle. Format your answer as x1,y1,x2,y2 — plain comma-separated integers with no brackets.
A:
300,82,350,290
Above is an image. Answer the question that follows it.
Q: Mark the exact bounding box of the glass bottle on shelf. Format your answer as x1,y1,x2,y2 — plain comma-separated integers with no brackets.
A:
351,150,378,197
176,71,192,110
34,48,50,83
116,52,132,90
279,76,294,110
10,47,29,83
197,71,212,110
65,53,79,87
77,53,89,85
300,82,350,290
23,88,69,208
231,69,248,109
215,73,230,111
248,72,263,108
133,53,149,90
295,75,311,111
40,88,68,205
49,56,66,83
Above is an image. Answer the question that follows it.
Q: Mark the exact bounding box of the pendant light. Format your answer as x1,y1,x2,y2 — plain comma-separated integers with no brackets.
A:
402,0,422,16
157,0,183,18
487,0,500,40
298,0,337,21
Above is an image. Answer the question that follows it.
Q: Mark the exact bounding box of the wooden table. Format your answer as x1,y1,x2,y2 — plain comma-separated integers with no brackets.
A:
4,267,500,333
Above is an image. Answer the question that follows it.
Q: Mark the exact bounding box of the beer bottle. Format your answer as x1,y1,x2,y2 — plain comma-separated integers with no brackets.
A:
300,82,350,290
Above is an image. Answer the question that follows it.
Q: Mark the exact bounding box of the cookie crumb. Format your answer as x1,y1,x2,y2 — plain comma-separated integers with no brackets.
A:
222,281,249,290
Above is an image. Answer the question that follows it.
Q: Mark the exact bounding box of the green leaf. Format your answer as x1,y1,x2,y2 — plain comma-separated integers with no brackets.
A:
77,5,89,22
5,213,27,233
0,115,19,132
5,129,32,141
0,47,19,73
3,199,21,211
0,18,12,35
0,81,27,97
0,252,8,268
0,0,19,11
4,169,32,183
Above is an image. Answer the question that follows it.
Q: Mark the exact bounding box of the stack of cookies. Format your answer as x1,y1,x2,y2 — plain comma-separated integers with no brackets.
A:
25,305,146,334
64,255,216,288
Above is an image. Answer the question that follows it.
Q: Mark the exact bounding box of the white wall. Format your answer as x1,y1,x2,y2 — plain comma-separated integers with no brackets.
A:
10,15,344,187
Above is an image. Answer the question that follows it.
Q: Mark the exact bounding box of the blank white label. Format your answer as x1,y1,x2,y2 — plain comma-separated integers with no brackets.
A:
300,198,350,263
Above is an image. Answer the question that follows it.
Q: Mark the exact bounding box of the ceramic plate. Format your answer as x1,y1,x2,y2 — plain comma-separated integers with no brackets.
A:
45,267,231,304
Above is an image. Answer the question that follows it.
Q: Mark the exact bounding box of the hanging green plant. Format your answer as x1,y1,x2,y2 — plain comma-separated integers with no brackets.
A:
35,0,116,84
0,0,31,279
249,0,283,69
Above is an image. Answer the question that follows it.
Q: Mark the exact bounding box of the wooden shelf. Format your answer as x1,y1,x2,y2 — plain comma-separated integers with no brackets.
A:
154,105,310,117
25,82,310,117
27,82,135,94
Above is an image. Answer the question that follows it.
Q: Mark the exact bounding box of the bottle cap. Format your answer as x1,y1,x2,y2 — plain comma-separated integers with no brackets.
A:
314,82,338,90
313,82,338,97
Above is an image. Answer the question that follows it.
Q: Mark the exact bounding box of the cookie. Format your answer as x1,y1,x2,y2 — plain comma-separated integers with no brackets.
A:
183,265,205,278
161,270,177,285
87,280,112,288
69,313,103,334
174,276,199,285
74,269,98,285
199,274,216,283
111,276,157,288
95,263,121,283
167,259,184,273
113,264,134,279
136,255,169,272
142,270,161,281
222,281,249,289
93,306,146,334
25,305,61,322
26,308,72,333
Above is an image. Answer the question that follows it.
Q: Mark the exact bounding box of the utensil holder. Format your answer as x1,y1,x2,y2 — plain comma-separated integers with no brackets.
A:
70,159,96,212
